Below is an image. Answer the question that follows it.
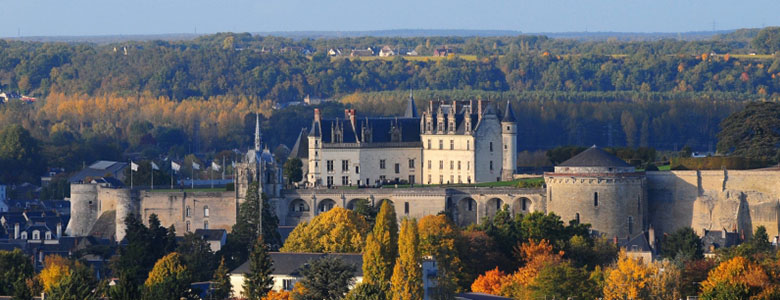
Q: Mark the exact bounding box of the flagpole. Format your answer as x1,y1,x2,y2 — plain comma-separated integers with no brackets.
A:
130,162,133,189
171,169,174,190
210,165,214,189
192,162,195,189
151,163,154,190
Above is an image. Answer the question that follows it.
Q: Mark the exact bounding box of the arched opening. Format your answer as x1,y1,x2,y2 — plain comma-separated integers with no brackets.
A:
318,199,336,213
512,197,533,215
456,197,477,226
287,199,311,225
377,199,394,208
347,199,368,210
486,198,503,218
204,220,209,230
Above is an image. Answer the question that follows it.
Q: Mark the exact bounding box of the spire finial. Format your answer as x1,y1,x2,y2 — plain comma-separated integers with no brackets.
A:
254,113,261,151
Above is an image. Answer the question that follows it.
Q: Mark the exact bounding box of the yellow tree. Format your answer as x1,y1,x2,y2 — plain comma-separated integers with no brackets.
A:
391,218,423,300
143,252,192,300
603,250,655,300
418,214,463,298
39,255,72,293
471,267,507,295
363,201,398,283
281,207,369,253
499,239,563,299
699,256,770,299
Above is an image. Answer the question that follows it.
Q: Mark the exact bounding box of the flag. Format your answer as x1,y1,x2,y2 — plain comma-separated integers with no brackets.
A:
131,162,139,172
171,161,181,172
212,161,221,171
231,161,236,168
151,162,159,170
192,162,201,170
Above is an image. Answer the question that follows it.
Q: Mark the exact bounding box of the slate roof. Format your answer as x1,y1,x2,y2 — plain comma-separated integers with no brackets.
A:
193,229,227,241
231,252,363,277
69,161,128,183
618,232,653,252
701,229,740,252
313,117,421,144
288,129,309,159
501,101,516,122
404,93,419,118
558,146,631,168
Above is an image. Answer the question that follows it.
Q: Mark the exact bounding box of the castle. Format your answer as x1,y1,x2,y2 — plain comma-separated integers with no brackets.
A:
67,97,780,249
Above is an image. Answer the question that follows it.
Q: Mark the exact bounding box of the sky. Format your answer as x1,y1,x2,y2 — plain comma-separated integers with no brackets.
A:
1,0,778,37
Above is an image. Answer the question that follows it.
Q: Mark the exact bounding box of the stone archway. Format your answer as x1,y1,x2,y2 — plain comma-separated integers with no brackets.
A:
287,199,311,225
456,197,477,226
512,197,533,215
318,198,336,213
486,198,503,218
347,198,368,210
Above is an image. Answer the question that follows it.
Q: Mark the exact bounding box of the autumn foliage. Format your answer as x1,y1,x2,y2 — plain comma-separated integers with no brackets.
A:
281,207,370,253
262,290,292,300
471,267,507,295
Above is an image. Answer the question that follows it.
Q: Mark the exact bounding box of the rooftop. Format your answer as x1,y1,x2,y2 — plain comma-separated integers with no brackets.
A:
557,146,631,168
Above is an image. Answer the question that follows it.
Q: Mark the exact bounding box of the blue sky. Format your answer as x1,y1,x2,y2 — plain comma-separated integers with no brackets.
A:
1,0,778,36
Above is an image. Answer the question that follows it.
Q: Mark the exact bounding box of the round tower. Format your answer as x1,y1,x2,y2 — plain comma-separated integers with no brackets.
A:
501,101,518,181
66,184,99,236
544,146,646,239
114,188,136,241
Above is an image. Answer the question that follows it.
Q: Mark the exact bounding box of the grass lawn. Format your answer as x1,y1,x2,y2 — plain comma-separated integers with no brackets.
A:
147,187,228,193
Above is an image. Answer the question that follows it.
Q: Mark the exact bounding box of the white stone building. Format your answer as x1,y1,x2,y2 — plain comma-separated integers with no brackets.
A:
299,95,517,187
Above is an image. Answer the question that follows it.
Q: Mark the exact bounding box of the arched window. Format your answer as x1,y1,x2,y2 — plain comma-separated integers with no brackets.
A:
204,206,210,217
594,192,599,207
186,206,191,217
204,221,209,230
32,230,40,240
45,232,52,240
20,232,27,240
186,221,191,232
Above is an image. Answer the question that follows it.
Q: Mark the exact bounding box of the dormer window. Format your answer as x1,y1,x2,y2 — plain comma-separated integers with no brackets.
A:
32,230,40,240
45,232,52,240
21,232,27,240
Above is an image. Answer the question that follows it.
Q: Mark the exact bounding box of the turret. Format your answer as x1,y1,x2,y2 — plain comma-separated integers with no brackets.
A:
501,101,517,181
447,100,456,134
307,109,323,186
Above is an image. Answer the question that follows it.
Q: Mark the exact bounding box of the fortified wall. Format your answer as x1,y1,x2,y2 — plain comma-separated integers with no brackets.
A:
647,170,780,238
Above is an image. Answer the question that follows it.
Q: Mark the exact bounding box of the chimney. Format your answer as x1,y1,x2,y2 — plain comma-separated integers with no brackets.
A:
428,100,434,112
648,225,655,250
14,223,19,239
348,109,356,128
314,108,321,122
477,99,483,121
57,222,62,239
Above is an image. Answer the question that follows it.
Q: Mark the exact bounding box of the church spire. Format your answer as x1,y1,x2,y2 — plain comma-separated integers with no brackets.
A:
254,113,261,151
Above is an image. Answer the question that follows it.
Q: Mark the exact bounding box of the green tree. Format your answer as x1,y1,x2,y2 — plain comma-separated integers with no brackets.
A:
660,227,704,260
176,232,217,282
142,253,193,300
211,258,232,300
244,236,274,300
527,261,601,300
0,249,34,297
283,157,303,184
47,260,98,300
0,124,44,183
716,102,780,163
293,256,356,300
363,200,398,283
751,27,780,54
111,213,172,298
223,182,281,267
390,218,423,300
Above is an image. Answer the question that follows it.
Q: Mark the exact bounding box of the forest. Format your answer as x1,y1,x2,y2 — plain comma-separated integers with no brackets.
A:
1,27,779,183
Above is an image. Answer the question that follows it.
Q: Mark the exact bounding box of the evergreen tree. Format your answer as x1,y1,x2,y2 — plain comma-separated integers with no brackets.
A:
177,232,217,282
283,157,303,184
225,182,282,268
363,200,398,283
293,256,356,300
212,258,232,300
244,236,274,300
659,227,703,260
390,218,423,300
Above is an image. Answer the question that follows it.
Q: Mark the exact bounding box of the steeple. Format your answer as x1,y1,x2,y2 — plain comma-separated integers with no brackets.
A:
254,113,261,151
404,90,419,118
502,101,517,123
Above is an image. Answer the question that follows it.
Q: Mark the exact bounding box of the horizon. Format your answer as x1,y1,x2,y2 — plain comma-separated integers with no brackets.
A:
1,0,778,37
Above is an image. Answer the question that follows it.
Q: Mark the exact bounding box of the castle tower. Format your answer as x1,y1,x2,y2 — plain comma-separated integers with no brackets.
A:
65,184,99,236
544,146,646,238
307,108,323,186
501,101,517,181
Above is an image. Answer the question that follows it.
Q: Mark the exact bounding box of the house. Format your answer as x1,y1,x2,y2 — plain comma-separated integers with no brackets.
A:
616,229,656,263
229,253,363,297
68,161,128,184
193,229,227,252
406,49,419,56
327,48,342,56
350,48,374,57
433,47,454,57
702,228,740,257
379,45,395,57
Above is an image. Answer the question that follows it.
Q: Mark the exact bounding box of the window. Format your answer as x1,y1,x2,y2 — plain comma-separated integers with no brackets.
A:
439,140,443,149
439,175,444,184
521,198,528,211
490,142,493,152
408,159,415,169
380,160,386,169
458,175,462,183
408,175,415,184
342,176,349,185
204,221,209,230
427,139,431,149
395,163,400,174
467,140,470,150
283,279,295,291
315,140,318,147
186,221,191,232
490,161,494,170
45,232,52,240
32,230,40,240
315,150,318,157
450,139,454,150
404,202,410,214
450,161,454,170
428,174,432,184
468,161,471,170
439,160,444,169
379,175,386,182
326,176,333,186
356,166,360,174
204,206,209,217
186,206,191,217
342,160,349,172
326,160,334,172
628,216,634,234
575,213,580,223
458,161,461,170
507,126,510,130
428,160,432,169
594,192,599,207
21,232,27,240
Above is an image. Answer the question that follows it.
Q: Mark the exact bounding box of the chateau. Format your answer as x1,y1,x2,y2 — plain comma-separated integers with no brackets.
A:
66,97,780,252
297,94,517,187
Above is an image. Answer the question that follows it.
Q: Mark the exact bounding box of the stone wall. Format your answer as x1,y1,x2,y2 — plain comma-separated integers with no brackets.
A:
647,170,780,238
140,190,237,234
